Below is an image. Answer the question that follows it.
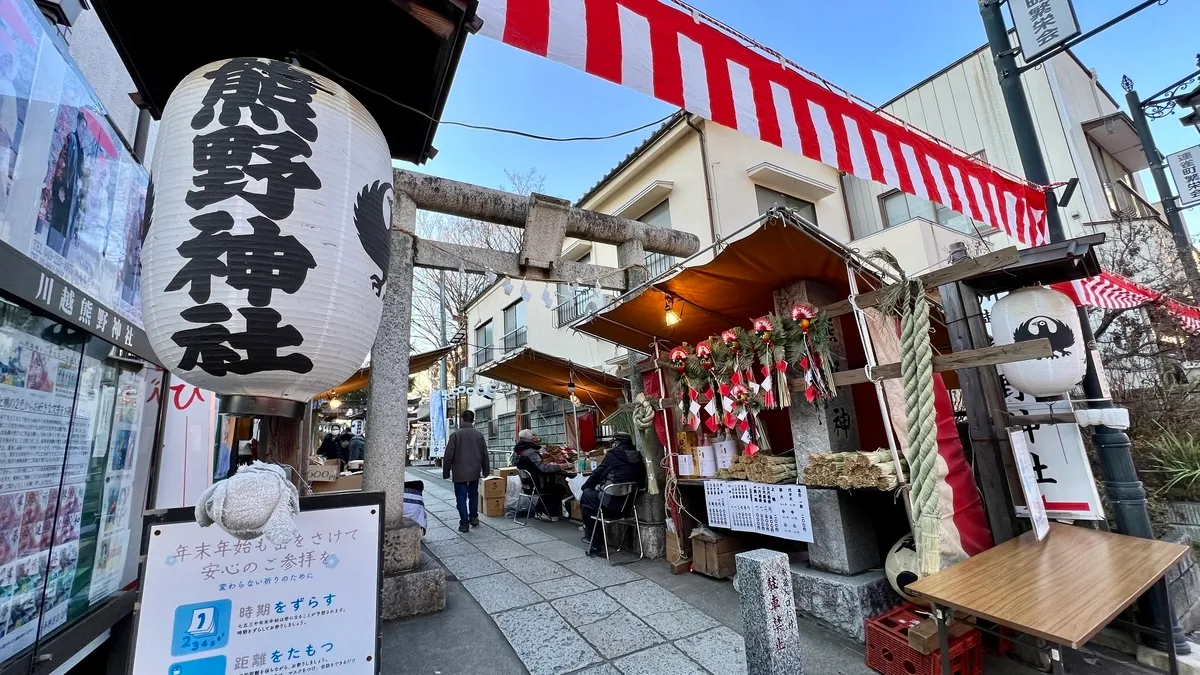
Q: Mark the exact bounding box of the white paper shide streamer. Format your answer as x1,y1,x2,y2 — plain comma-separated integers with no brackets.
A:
991,286,1087,397
143,58,393,400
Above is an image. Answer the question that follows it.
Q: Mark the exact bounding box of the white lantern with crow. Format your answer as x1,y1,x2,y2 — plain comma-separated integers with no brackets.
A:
141,58,394,402
991,286,1086,397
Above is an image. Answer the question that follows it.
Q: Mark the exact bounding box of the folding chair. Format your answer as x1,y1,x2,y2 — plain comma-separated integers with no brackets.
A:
508,469,542,527
588,482,644,565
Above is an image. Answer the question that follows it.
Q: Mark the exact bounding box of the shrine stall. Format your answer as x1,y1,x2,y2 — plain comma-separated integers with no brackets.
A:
573,210,1067,639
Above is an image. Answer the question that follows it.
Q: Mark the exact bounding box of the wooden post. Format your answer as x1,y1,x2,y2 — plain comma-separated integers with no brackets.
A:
938,242,1017,544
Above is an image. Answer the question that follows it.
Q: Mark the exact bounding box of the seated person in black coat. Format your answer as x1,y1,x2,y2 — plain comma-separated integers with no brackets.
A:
513,429,566,521
581,432,646,555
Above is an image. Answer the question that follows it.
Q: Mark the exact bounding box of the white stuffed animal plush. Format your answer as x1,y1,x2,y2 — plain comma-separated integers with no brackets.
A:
196,461,300,544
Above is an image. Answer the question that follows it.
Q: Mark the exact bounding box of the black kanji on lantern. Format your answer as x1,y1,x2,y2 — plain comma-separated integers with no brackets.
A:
192,58,320,142
171,305,313,376
167,214,316,307
186,126,320,220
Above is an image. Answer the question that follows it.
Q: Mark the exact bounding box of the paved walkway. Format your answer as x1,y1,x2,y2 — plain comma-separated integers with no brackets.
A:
397,467,1159,675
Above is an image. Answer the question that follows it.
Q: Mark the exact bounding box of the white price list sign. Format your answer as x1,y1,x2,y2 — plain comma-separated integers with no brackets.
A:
131,495,383,675
1009,431,1051,541
702,480,813,542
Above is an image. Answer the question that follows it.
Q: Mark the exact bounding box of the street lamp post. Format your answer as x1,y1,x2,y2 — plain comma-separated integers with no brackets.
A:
1122,58,1200,298
979,0,1189,654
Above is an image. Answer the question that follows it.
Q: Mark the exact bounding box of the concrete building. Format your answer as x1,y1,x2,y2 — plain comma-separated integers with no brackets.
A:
842,42,1169,274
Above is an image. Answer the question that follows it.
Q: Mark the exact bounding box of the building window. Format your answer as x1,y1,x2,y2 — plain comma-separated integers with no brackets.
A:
475,404,497,438
502,299,526,352
473,320,493,366
639,200,674,278
755,185,817,225
879,190,984,235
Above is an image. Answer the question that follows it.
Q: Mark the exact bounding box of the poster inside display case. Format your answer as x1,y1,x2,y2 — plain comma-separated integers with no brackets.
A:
0,301,155,664
0,0,153,363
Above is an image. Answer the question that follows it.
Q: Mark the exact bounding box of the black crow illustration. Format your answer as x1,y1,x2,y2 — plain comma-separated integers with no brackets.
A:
1013,315,1075,358
354,180,393,296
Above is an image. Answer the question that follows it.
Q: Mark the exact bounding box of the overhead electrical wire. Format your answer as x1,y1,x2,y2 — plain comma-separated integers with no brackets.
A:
298,50,675,143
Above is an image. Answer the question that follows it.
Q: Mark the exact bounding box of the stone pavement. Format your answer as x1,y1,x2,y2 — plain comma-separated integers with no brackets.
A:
392,467,1161,675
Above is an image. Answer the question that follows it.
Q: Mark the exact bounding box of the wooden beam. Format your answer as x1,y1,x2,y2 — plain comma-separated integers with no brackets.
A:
413,239,627,290
821,247,1020,318
1001,411,1078,426
819,339,1052,387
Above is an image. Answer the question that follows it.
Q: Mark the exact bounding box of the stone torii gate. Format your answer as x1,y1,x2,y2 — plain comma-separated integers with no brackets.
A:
365,169,700,618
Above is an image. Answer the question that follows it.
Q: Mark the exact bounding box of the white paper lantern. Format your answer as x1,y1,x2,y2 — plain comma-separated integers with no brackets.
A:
142,58,392,401
991,286,1086,397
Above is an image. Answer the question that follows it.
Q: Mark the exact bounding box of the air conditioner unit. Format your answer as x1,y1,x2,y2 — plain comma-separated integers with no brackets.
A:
583,299,600,315
461,366,475,382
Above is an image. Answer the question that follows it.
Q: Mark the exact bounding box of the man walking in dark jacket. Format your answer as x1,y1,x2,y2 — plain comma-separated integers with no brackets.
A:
581,432,646,555
443,410,490,532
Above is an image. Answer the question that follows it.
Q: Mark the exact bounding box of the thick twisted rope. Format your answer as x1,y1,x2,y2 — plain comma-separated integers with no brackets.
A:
867,250,941,577
632,395,661,495
898,279,941,577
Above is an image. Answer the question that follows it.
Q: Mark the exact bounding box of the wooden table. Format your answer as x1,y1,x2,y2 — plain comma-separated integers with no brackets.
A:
908,523,1188,674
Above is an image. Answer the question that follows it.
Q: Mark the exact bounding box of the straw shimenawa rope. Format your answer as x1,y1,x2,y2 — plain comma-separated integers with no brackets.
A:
869,250,941,578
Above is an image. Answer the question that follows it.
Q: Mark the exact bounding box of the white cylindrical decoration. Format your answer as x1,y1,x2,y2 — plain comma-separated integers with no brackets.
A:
142,58,393,401
991,286,1086,397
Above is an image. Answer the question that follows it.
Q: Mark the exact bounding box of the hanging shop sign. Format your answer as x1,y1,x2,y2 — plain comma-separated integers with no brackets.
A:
130,493,383,675
991,286,1086,397
142,58,393,400
1002,376,1104,520
1010,0,1081,61
703,480,812,542
0,0,152,360
1167,145,1200,208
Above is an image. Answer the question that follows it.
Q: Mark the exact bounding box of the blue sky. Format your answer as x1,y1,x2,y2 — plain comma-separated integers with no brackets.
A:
403,0,1200,235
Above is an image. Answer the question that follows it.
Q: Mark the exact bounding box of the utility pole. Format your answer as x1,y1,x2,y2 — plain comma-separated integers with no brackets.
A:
1123,69,1200,298
979,0,1188,653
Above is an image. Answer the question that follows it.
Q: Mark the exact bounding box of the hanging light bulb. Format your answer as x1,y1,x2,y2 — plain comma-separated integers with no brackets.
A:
567,374,577,398
329,398,342,410
664,296,681,326
501,276,514,295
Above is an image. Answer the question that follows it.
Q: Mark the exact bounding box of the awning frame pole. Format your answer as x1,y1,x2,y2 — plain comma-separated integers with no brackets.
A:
845,261,915,527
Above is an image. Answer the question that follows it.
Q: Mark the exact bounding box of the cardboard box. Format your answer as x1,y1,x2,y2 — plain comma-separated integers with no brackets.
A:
498,466,519,478
482,476,506,498
310,473,362,494
569,498,582,522
690,531,748,579
906,616,975,655
482,496,505,517
306,459,341,482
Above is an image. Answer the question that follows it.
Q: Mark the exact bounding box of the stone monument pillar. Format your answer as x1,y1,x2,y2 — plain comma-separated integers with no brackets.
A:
773,279,878,574
366,187,445,619
737,549,805,674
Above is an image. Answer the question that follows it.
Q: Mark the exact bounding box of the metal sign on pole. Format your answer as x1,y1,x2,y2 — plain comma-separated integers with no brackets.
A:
1167,145,1200,208
1010,0,1081,61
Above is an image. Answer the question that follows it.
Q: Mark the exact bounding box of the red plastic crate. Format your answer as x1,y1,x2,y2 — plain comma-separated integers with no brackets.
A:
865,606,983,675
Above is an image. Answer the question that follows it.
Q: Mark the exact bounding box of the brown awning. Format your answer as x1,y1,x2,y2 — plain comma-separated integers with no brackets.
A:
315,345,454,400
476,347,627,415
575,217,877,351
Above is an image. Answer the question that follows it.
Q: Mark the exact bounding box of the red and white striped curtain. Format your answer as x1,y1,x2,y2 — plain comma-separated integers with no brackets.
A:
476,0,1050,246
1053,272,1200,334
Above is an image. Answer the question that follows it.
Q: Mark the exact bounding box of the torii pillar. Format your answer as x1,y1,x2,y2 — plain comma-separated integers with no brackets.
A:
365,188,445,619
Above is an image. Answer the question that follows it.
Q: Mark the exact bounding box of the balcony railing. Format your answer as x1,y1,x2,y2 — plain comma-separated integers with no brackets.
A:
556,289,613,327
1104,180,1166,227
503,327,527,352
473,345,493,366
646,252,675,279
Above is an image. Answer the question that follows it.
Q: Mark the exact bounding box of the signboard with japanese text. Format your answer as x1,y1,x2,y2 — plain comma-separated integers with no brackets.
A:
1011,0,1081,61
703,480,812,542
131,494,383,675
1009,430,1050,541
0,0,151,358
1167,145,1200,208
1002,375,1104,520
151,374,217,509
